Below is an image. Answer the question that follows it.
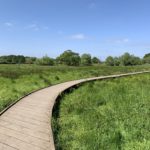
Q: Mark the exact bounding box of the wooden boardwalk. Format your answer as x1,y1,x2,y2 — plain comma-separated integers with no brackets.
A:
0,71,149,150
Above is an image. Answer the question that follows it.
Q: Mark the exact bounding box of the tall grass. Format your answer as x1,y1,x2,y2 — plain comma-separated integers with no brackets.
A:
0,64,150,112
52,73,150,150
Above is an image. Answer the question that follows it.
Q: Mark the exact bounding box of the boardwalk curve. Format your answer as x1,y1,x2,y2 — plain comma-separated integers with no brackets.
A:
0,71,149,150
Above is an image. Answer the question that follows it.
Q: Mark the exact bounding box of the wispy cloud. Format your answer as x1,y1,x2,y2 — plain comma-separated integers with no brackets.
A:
70,33,87,40
107,38,130,44
24,23,49,31
25,24,40,31
116,38,129,43
4,22,13,27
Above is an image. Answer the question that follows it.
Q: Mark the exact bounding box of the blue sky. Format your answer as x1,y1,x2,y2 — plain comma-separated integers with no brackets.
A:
0,0,150,59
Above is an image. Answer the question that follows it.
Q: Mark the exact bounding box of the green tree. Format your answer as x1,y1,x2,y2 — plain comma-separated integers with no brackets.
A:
81,54,92,66
113,57,120,66
143,53,150,64
144,53,150,58
92,57,101,64
36,55,54,66
17,55,25,64
0,55,25,64
25,57,37,64
130,56,141,65
120,53,141,66
56,50,80,66
120,52,131,66
0,56,7,64
105,56,114,66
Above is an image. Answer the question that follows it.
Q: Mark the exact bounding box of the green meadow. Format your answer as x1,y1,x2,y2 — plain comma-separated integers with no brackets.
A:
52,73,150,150
0,64,149,112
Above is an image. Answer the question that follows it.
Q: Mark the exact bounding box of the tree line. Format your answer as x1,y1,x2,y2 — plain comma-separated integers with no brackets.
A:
0,55,36,64
106,52,150,66
0,50,150,66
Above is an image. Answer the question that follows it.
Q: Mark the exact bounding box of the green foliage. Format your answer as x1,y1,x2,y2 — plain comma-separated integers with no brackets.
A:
25,57,37,64
143,53,150,64
0,64,149,112
56,50,80,66
105,56,115,66
35,55,54,66
81,53,92,66
130,56,141,65
114,57,120,66
144,53,150,58
0,51,148,66
0,55,38,64
0,55,25,64
52,74,150,150
106,53,141,66
92,57,101,64
120,53,141,66
120,52,131,66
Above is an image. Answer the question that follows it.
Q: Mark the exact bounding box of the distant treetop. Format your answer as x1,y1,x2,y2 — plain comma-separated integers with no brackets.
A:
0,51,149,66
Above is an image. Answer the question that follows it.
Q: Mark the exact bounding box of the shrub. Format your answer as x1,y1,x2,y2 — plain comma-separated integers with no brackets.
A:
81,54,92,66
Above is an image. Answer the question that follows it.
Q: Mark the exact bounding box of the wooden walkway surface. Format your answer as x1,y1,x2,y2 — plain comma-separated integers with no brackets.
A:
0,71,149,150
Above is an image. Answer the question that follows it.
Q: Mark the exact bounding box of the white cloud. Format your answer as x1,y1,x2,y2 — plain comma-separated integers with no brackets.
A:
116,38,129,43
25,24,40,31
24,24,49,31
70,34,87,40
107,38,130,44
4,22,13,27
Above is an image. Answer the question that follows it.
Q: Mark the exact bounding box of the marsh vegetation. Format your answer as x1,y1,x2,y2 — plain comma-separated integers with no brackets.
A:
0,64,149,112
52,74,150,150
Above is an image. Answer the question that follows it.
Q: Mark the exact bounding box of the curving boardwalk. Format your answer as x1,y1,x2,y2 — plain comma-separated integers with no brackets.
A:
0,71,149,150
